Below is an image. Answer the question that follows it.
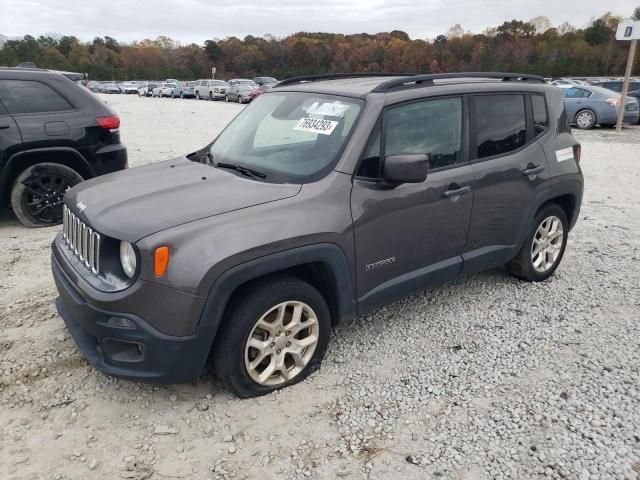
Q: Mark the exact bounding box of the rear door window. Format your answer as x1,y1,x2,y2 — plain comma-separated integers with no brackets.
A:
0,80,73,114
473,94,526,159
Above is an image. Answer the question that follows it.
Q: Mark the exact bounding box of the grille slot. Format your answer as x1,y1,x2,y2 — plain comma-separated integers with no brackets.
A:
62,205,100,274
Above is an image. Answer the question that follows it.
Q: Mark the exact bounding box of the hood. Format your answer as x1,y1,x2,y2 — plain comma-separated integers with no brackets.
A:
65,158,301,242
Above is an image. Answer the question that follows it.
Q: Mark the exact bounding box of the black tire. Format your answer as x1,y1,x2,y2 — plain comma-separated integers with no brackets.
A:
575,109,596,130
209,92,213,101
225,95,229,102
171,92,175,98
180,92,184,99
237,95,242,104
10,163,83,228
506,203,569,282
212,274,331,398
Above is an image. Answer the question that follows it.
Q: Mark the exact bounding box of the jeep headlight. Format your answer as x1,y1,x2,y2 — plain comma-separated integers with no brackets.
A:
119,241,137,278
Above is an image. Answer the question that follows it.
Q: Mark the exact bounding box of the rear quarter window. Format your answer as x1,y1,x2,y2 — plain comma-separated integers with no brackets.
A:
531,95,548,136
0,79,73,114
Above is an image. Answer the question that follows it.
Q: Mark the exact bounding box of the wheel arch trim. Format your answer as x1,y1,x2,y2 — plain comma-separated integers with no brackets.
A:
1,147,94,200
197,243,356,354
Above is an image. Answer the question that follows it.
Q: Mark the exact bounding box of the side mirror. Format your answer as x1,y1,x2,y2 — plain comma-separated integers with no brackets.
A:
382,154,429,184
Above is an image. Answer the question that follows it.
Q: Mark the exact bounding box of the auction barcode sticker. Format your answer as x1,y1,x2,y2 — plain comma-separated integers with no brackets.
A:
294,117,339,135
555,147,574,162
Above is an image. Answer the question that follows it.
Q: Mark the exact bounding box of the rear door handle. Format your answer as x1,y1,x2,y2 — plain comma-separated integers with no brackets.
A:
443,185,472,198
522,165,545,176
0,124,11,130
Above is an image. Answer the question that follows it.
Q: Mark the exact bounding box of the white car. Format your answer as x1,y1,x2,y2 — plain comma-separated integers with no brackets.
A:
152,83,177,98
120,82,139,94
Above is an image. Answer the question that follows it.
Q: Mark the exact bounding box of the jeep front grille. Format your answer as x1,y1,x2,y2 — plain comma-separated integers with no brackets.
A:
62,205,101,274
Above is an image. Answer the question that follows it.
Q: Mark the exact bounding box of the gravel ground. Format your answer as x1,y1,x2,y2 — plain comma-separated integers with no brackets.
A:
1,94,639,480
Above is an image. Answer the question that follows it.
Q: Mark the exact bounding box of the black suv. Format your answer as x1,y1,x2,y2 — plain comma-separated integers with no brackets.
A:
52,72,583,397
0,67,127,227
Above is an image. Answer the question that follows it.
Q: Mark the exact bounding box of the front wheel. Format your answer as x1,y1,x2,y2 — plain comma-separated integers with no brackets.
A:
213,275,331,398
10,163,83,228
237,95,243,104
506,203,568,282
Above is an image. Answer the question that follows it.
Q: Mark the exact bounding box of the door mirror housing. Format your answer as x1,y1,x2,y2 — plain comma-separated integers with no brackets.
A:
382,154,429,184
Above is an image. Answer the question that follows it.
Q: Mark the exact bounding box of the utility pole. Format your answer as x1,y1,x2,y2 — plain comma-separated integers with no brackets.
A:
616,39,637,133
615,20,639,133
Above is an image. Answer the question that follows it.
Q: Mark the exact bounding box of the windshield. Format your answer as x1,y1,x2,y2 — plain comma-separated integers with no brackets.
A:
209,92,363,183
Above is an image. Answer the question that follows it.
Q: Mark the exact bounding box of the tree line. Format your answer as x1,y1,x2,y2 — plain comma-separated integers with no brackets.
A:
1,9,639,81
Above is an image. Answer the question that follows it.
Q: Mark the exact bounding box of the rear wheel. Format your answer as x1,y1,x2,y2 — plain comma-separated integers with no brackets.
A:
10,163,83,228
237,95,242,104
225,95,229,102
213,275,331,398
575,109,596,130
506,203,568,282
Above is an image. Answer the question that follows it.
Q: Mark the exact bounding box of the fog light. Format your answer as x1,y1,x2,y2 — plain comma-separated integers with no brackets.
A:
107,316,135,329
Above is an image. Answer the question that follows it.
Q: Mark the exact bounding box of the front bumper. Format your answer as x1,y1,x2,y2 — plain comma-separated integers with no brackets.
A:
52,244,213,383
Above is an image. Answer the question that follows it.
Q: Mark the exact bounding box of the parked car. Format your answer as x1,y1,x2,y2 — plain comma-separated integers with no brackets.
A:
249,85,263,101
562,85,639,129
100,82,121,94
120,82,139,94
180,81,196,98
86,81,100,92
0,67,127,227
169,82,183,98
591,80,640,123
592,80,640,93
52,72,583,397
152,83,177,98
138,82,158,97
194,79,229,100
225,79,257,103
252,76,278,86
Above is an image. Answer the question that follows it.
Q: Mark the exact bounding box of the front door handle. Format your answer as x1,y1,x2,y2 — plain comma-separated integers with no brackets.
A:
522,164,545,176
0,124,11,130
443,185,472,198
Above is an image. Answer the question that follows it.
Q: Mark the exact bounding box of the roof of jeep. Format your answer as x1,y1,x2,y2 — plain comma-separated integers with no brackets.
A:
273,73,550,98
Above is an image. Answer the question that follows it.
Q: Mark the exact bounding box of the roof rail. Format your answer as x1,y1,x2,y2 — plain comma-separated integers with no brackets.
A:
275,72,415,88
372,72,546,92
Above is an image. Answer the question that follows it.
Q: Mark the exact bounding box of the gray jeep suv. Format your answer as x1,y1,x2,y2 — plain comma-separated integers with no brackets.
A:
51,72,583,397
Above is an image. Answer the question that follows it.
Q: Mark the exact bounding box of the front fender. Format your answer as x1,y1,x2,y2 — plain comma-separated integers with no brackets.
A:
194,243,356,367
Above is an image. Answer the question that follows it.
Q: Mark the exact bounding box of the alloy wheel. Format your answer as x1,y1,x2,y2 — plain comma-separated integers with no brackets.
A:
531,215,564,273
244,301,320,387
576,111,594,129
22,173,71,224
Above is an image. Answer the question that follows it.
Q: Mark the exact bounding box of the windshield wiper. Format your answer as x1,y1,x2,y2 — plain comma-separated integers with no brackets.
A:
215,162,267,179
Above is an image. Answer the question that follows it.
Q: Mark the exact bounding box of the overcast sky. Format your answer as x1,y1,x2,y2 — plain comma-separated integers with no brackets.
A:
1,0,637,44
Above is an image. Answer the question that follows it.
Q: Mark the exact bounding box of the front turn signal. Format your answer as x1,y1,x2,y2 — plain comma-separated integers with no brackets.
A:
154,246,170,277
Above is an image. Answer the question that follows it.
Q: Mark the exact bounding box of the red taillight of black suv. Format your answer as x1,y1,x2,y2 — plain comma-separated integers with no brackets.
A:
96,115,120,130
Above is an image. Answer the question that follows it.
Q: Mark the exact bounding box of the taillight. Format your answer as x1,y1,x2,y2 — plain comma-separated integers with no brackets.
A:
573,144,581,163
605,97,621,107
96,115,120,129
